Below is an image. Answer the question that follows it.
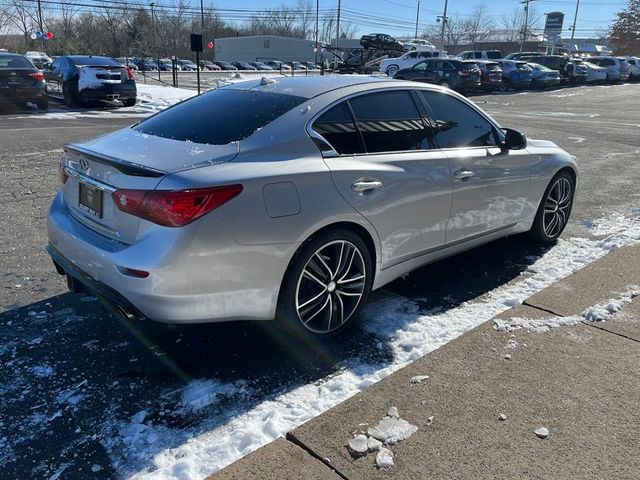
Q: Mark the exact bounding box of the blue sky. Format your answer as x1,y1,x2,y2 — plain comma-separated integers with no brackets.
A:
210,0,625,39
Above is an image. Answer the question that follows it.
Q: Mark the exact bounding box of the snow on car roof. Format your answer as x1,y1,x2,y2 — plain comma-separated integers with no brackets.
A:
223,75,395,99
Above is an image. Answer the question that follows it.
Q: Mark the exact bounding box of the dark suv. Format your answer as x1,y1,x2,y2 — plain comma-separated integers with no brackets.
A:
360,33,404,52
394,58,481,93
520,55,587,84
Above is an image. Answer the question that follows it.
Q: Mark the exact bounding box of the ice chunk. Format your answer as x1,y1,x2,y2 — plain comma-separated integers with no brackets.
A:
368,416,418,445
410,375,429,384
534,427,549,439
386,406,399,418
367,436,382,452
347,434,368,455
376,447,394,469
499,414,507,421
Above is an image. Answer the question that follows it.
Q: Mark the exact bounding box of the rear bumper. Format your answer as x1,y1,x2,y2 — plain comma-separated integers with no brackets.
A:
0,87,46,103
46,191,291,323
78,83,136,101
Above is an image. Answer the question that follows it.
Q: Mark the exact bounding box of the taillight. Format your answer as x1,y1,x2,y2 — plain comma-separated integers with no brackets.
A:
29,71,44,82
126,67,135,80
111,185,243,227
59,157,69,184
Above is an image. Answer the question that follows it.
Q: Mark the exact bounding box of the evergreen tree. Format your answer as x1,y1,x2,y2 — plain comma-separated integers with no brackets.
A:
610,0,640,55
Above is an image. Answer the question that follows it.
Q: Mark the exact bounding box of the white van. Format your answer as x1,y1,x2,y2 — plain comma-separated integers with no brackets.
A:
380,49,447,76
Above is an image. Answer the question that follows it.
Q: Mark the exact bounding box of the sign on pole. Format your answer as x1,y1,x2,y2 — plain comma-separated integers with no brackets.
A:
544,12,565,43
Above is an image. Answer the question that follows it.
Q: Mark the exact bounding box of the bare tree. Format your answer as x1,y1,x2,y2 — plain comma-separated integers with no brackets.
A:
464,3,495,47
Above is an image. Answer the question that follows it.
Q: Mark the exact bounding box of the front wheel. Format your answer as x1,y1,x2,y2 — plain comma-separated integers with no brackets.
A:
386,65,399,77
528,171,575,243
276,230,373,339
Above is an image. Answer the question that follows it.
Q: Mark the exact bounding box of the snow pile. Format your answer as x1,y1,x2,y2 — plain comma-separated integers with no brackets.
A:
494,285,640,333
106,217,640,480
127,84,196,114
179,379,252,412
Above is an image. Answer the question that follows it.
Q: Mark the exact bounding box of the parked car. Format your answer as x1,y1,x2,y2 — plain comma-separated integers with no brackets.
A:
360,33,404,51
177,59,198,71
583,61,607,83
158,59,175,71
249,62,274,70
504,51,542,60
213,61,238,71
495,60,533,90
380,49,447,77
25,51,52,69
456,50,502,61
584,56,630,82
402,38,438,52
301,61,321,70
474,60,502,91
519,55,586,84
44,55,136,107
394,58,481,93
0,52,48,110
264,60,291,71
527,63,561,89
199,60,221,71
115,57,139,70
232,61,257,71
46,76,576,339
625,57,640,79
133,58,159,71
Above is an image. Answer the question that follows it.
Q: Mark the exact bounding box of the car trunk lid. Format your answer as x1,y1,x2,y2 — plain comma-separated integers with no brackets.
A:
62,128,239,243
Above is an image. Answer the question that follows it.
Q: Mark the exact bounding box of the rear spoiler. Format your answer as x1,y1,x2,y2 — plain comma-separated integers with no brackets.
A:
64,144,166,178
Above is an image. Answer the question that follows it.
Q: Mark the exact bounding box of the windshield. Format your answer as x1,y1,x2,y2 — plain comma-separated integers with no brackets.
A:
134,89,307,145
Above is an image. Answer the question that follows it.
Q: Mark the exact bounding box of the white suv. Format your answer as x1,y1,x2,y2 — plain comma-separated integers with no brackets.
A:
456,50,502,61
625,57,640,79
380,49,447,76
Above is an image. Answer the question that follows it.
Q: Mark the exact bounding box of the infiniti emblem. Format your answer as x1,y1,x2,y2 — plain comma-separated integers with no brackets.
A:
79,157,89,171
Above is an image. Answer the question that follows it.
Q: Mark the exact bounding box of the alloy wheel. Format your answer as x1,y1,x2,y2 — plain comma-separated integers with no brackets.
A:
295,240,366,334
543,177,572,238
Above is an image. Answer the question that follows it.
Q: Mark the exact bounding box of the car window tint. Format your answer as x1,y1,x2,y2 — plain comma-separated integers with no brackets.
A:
413,61,428,70
134,89,307,145
349,90,434,153
313,102,363,155
420,91,498,149
0,55,33,69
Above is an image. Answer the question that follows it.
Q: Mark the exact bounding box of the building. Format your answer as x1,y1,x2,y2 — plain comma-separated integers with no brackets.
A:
214,35,322,63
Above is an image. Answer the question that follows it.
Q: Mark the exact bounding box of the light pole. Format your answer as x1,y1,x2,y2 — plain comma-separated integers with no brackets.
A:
570,0,580,41
315,0,319,64
335,0,341,69
150,2,160,81
519,0,535,53
438,0,448,52
415,1,421,39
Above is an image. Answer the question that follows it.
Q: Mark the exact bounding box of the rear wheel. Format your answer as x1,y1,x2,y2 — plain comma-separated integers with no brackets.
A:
122,98,136,107
439,80,451,89
276,229,373,339
528,171,575,243
62,82,80,108
386,65,399,77
36,96,48,110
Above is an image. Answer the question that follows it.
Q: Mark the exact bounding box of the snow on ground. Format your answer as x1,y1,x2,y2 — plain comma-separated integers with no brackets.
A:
102,216,640,480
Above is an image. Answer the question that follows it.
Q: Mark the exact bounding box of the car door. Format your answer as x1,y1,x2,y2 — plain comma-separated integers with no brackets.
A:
418,90,534,244
45,58,64,94
311,89,452,268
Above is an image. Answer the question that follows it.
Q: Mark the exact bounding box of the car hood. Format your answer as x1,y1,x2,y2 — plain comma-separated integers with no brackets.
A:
527,138,559,149
67,127,240,174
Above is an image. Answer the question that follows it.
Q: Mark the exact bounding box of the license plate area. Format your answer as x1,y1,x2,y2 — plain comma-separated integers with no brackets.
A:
78,182,103,218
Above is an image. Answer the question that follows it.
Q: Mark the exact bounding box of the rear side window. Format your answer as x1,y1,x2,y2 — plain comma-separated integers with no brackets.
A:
420,91,498,149
313,102,363,155
135,89,306,145
349,90,433,153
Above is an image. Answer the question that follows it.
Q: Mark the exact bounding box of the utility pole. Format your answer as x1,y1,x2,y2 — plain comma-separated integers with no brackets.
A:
150,2,160,81
36,0,45,52
570,0,580,41
415,1,421,39
519,0,535,53
315,0,319,64
438,0,448,52
335,0,341,69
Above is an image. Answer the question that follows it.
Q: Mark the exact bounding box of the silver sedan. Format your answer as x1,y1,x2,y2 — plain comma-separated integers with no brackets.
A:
47,76,577,338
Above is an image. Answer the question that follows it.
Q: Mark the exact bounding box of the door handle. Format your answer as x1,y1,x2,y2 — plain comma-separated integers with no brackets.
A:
454,169,476,181
352,179,383,193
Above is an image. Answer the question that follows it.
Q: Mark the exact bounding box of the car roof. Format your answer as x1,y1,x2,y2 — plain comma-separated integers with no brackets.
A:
223,75,438,100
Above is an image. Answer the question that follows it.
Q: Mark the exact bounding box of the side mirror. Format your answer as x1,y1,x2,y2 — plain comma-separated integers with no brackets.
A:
502,128,527,150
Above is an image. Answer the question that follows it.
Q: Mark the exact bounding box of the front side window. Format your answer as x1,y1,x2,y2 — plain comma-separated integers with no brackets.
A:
135,89,306,145
349,90,434,153
413,60,428,70
312,102,363,155
419,91,498,149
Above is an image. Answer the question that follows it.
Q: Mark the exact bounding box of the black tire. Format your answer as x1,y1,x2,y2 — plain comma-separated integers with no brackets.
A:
528,171,575,243
276,229,374,340
63,82,80,108
122,98,136,107
439,80,451,89
386,65,399,77
36,96,48,110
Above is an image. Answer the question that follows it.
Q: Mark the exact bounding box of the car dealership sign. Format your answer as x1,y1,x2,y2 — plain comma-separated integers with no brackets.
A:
544,12,565,42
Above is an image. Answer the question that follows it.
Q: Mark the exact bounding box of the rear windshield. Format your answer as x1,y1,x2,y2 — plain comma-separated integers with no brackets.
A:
70,56,120,66
134,89,307,145
0,55,34,69
485,62,500,70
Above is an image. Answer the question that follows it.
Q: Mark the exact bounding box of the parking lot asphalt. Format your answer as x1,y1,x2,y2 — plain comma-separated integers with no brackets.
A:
0,82,639,478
